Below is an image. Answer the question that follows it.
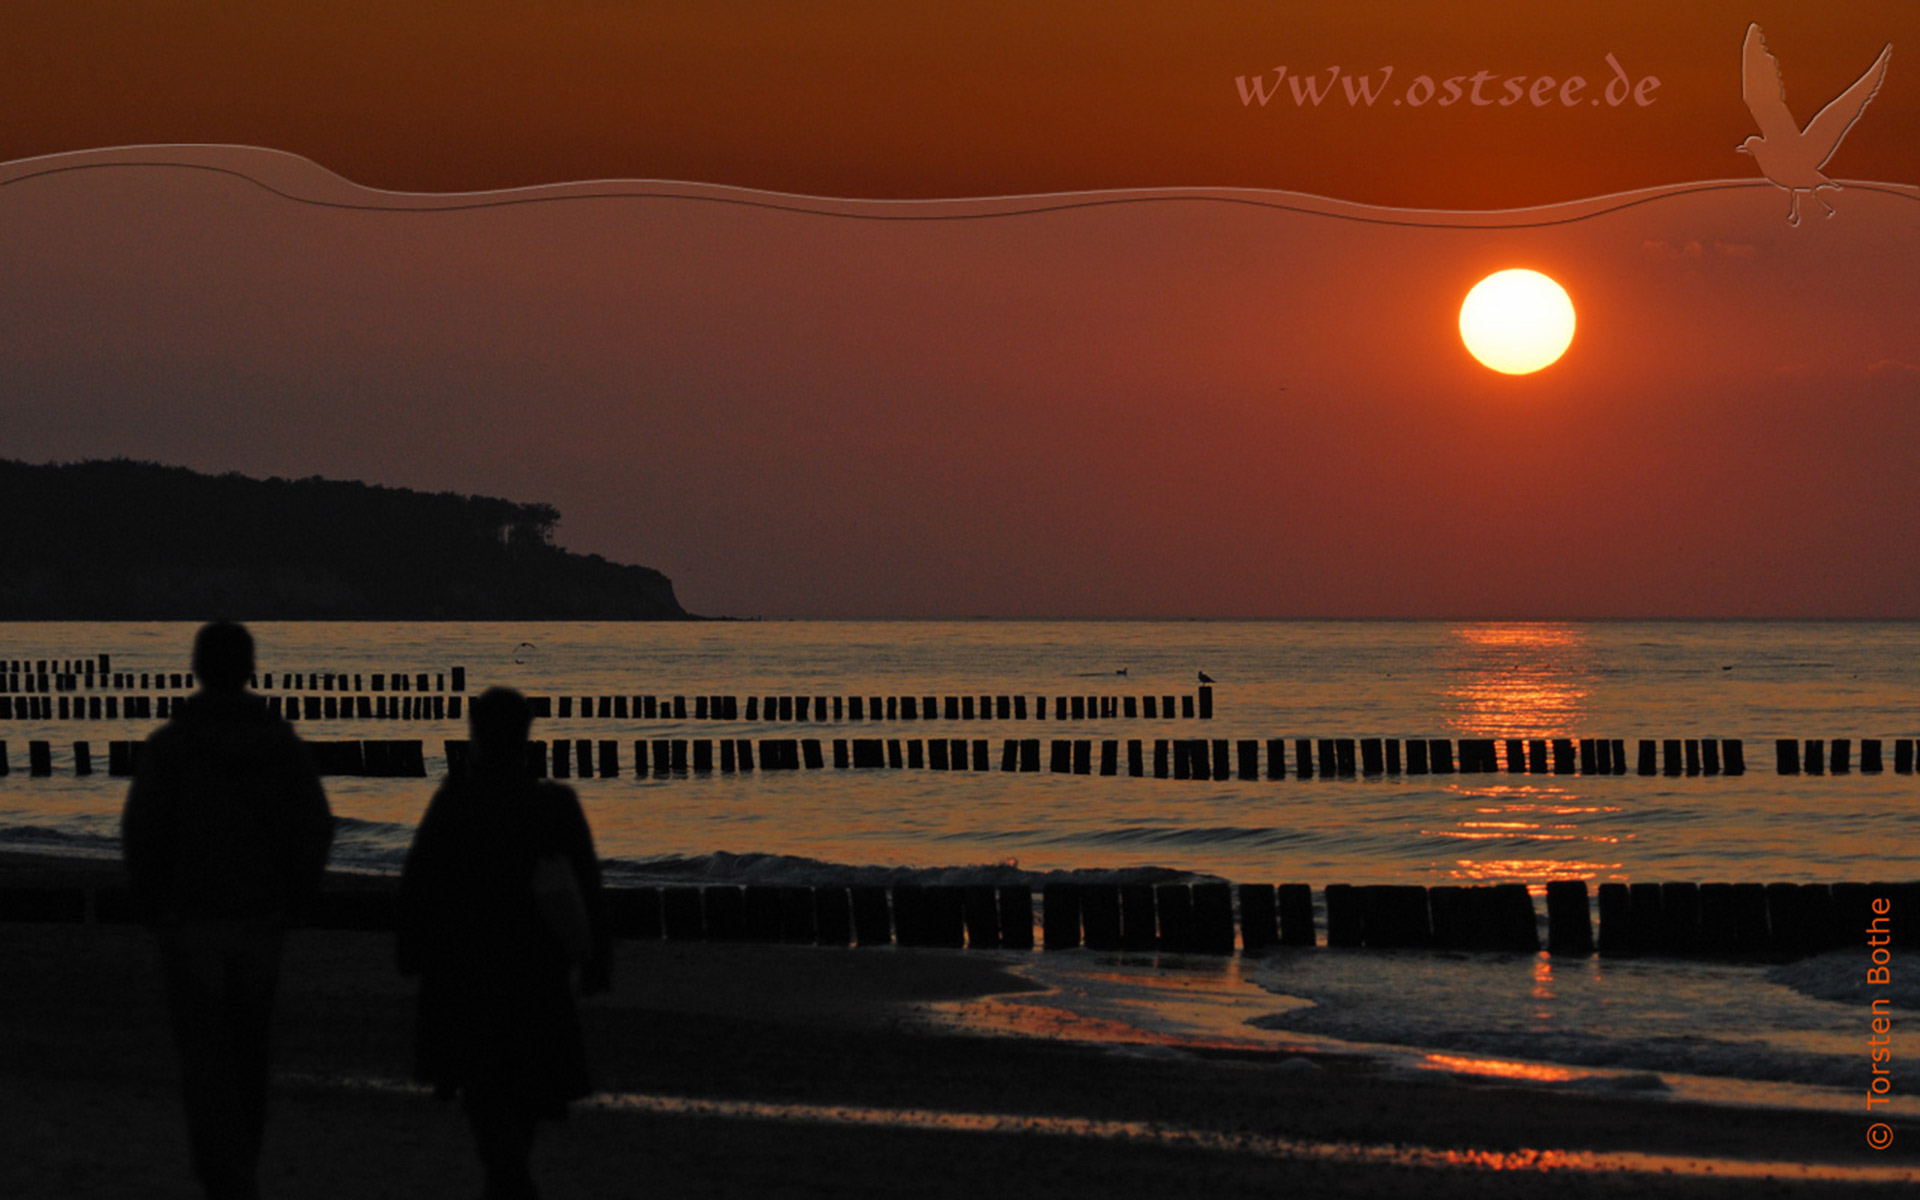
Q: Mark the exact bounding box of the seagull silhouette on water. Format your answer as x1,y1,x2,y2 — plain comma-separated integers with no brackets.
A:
1738,23,1891,226
1198,671,1215,684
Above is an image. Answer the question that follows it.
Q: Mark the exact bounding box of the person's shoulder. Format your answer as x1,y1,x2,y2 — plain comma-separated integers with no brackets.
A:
534,779,579,801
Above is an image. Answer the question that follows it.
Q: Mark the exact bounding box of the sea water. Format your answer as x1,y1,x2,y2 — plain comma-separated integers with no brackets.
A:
2,619,1914,1113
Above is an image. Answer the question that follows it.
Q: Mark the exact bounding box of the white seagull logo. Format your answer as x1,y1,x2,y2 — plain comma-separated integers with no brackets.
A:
1738,23,1892,225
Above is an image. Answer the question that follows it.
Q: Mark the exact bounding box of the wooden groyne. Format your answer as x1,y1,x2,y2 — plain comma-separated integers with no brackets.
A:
5,876,1912,961
16,733,1920,780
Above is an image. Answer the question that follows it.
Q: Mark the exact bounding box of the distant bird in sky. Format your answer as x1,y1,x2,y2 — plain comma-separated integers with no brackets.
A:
1198,671,1215,684
1738,22,1891,226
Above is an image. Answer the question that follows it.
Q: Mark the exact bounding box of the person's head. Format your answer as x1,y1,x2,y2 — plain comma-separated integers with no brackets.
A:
192,621,254,691
468,687,533,769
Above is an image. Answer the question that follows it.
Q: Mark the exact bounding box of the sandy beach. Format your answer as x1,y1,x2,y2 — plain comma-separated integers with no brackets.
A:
2,852,1915,1198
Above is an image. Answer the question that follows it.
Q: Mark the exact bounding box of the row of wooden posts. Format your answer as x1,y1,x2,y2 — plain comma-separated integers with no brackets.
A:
4,878,1910,960
0,694,458,724
0,662,464,695
0,685,1217,726
13,734,1920,780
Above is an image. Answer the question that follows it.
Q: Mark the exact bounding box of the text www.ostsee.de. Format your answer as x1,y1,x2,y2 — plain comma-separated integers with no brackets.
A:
1234,54,1660,110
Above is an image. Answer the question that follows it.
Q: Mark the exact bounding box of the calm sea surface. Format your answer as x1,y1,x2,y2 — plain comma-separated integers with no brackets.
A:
5,620,1916,886
5,619,1915,1110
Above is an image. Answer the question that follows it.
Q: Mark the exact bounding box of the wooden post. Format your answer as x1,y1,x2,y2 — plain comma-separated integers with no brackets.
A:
1546,880,1592,956
1831,738,1852,774
925,886,965,948
1701,739,1721,775
1658,882,1701,954
1042,884,1081,950
1862,739,1883,773
1405,738,1429,775
1236,740,1258,780
1294,738,1314,780
1081,886,1121,950
1198,686,1212,719
815,888,853,946
1359,738,1383,777
997,886,1034,949
1120,884,1157,950
662,887,705,940
605,887,663,940
1191,883,1234,954
1637,740,1657,775
1153,739,1169,778
1597,883,1631,955
1357,885,1431,949
1506,738,1526,773
1731,883,1770,954
962,886,1000,949
1100,739,1118,776
851,887,892,946
1627,882,1663,953
1428,739,1454,774
1277,883,1315,946
1127,740,1144,777
890,885,930,947
1723,739,1745,775
1324,884,1361,948
1552,739,1575,774
1335,739,1357,778
1803,738,1825,775
1776,738,1799,774
1155,885,1196,952
743,887,783,942
1765,883,1813,957
1684,739,1701,776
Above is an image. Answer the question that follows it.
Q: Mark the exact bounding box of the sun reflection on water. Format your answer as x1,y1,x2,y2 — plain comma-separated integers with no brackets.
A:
1443,623,1594,738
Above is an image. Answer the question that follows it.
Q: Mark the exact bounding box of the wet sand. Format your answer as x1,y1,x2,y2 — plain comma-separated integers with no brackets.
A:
2,852,1916,1198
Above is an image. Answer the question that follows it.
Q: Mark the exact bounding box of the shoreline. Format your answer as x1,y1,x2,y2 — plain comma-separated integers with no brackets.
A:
4,843,1917,1195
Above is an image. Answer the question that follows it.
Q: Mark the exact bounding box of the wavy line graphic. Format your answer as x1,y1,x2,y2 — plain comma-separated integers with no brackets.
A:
3,144,1916,230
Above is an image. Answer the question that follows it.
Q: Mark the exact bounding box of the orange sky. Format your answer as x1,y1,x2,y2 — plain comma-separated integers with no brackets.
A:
4,2,1915,205
2,4,1917,617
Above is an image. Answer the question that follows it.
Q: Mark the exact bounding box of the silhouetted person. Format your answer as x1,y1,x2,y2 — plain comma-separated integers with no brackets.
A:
398,687,609,1200
122,621,333,1200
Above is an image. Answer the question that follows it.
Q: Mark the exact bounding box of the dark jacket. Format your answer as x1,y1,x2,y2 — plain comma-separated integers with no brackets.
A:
397,769,608,1112
122,690,333,924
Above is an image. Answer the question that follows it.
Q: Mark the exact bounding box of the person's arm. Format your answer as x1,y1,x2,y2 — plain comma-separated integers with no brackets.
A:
553,785,612,993
282,732,333,919
396,785,452,976
120,730,177,924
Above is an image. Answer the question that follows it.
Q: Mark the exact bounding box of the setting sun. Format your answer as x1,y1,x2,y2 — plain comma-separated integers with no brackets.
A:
1459,269,1576,375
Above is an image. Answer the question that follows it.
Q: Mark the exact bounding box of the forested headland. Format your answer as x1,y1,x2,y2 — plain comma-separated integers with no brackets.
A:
0,460,691,620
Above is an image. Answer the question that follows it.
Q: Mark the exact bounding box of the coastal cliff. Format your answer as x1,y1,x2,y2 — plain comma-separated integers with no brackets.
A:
0,460,691,620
